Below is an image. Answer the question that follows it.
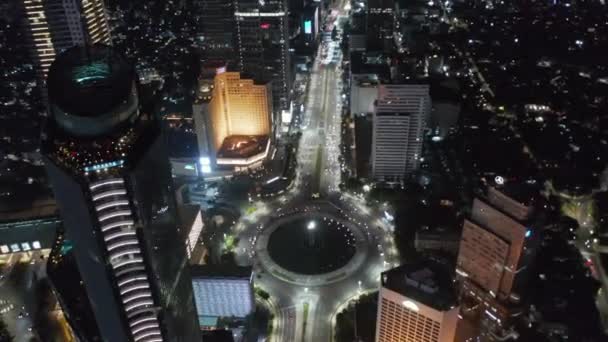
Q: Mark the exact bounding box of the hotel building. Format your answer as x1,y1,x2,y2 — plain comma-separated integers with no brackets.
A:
375,259,459,342
194,71,272,172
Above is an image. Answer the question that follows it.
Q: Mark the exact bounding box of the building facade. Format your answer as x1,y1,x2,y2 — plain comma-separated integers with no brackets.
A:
234,0,292,116
371,84,430,182
367,0,395,52
455,190,536,341
195,71,273,172
195,0,236,65
20,0,111,80
190,265,254,326
42,45,200,342
457,198,528,300
375,260,459,342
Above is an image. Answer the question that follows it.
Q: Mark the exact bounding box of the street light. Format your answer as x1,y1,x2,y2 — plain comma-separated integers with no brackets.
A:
307,221,316,230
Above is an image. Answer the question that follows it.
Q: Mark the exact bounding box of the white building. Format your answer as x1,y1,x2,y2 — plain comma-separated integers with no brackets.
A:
20,0,111,80
371,84,430,182
375,261,459,342
190,265,254,326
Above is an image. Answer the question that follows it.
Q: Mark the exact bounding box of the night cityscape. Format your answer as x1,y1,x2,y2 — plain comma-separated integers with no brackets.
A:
1,0,608,341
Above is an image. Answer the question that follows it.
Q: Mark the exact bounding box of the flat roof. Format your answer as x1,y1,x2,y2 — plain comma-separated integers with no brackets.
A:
47,44,134,118
217,135,269,159
191,264,253,279
381,257,456,311
0,197,58,223
489,183,538,208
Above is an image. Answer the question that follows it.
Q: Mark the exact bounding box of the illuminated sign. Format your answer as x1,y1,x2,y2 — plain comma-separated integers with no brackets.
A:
383,211,394,222
304,20,312,34
84,159,124,172
199,157,212,173
199,157,210,165
402,300,419,312
73,62,110,85
260,23,270,29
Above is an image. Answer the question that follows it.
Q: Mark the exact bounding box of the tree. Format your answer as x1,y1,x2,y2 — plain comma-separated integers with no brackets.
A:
0,317,13,342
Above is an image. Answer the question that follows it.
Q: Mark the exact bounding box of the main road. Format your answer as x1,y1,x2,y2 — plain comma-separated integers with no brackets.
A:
232,1,399,341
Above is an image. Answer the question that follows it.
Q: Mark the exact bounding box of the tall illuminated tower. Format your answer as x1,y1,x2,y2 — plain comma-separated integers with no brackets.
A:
234,0,292,117
42,45,200,342
20,0,111,80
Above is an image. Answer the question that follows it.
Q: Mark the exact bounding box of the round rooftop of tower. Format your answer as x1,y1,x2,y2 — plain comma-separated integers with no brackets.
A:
47,44,139,136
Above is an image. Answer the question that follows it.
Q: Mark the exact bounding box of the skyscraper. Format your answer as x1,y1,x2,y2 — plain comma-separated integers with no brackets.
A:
455,188,536,341
375,259,459,342
42,45,200,342
195,0,236,64
456,198,528,300
367,0,395,52
371,84,430,182
234,0,292,117
20,0,111,80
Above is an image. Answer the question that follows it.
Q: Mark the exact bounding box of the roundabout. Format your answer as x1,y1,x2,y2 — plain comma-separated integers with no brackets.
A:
254,208,370,286
267,215,357,275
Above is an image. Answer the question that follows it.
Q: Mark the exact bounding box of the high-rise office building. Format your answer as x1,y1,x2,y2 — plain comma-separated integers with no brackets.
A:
375,259,459,342
456,198,529,300
455,188,536,341
42,45,200,342
371,84,430,182
194,71,273,171
195,0,236,65
234,0,292,116
367,0,395,52
20,0,111,80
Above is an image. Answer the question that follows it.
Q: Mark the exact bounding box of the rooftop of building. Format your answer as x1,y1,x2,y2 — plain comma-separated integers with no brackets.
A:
201,329,234,342
352,74,380,86
488,181,539,209
217,135,269,159
350,52,391,81
0,197,58,223
47,44,135,118
191,264,253,280
381,257,457,311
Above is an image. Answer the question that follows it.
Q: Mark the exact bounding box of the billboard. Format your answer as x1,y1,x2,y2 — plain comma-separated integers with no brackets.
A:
304,20,312,34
